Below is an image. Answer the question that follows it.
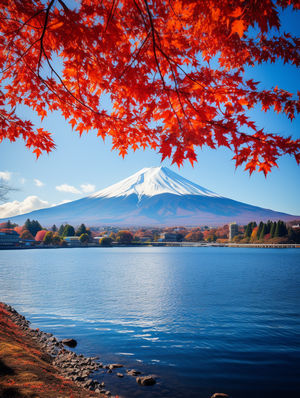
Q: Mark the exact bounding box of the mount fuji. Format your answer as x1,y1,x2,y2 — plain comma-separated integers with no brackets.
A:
2,167,298,226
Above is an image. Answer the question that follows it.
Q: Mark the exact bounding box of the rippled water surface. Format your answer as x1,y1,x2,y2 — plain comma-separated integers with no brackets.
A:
0,247,299,397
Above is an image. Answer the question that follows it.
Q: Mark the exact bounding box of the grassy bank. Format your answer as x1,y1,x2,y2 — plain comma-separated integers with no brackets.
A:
0,302,105,398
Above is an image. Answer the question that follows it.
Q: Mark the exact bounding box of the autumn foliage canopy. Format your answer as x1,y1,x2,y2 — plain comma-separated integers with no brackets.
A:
0,0,299,174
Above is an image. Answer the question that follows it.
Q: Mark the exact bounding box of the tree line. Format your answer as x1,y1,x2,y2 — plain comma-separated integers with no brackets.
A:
10,220,93,246
233,220,300,244
1,218,299,245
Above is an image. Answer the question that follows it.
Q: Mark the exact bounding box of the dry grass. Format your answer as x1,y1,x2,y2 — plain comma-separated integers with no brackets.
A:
0,303,103,398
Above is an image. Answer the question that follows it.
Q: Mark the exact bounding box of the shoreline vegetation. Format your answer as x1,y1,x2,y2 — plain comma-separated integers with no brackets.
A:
0,303,230,398
0,219,300,250
0,242,299,250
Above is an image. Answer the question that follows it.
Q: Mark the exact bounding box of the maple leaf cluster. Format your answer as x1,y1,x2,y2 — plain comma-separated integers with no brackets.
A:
0,0,299,174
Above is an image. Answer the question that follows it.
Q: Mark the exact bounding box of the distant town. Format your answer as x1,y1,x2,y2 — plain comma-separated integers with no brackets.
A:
0,219,300,249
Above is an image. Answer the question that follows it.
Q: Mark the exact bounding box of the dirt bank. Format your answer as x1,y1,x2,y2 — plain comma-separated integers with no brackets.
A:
0,302,111,398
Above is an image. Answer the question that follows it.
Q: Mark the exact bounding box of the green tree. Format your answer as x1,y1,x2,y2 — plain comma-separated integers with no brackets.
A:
63,224,75,237
51,224,58,232
5,220,14,229
257,221,264,239
244,222,253,238
266,220,272,234
99,237,113,247
79,233,89,244
259,224,267,240
274,220,287,237
270,221,276,238
24,219,42,237
52,235,61,246
58,224,65,236
76,223,87,236
43,231,53,245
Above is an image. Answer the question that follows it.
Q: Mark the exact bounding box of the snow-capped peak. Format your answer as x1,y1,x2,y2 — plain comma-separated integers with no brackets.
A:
90,167,221,199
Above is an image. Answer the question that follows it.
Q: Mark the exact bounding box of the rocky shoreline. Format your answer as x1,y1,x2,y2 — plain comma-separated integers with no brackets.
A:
1,302,230,398
0,303,158,397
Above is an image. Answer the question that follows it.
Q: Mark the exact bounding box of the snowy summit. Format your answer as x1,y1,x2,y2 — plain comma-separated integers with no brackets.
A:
90,166,221,199
1,166,297,226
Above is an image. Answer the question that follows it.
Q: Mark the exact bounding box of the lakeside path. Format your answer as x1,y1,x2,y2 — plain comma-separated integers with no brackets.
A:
0,302,114,398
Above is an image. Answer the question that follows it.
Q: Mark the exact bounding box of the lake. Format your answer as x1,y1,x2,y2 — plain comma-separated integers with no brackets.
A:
0,247,299,397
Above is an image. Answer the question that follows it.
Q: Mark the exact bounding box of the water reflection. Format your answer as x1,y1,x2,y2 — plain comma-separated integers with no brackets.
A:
0,247,300,398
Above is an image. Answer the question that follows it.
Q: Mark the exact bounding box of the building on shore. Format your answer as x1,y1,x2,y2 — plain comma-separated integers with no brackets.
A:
229,223,239,241
0,229,20,248
63,236,81,247
158,232,179,242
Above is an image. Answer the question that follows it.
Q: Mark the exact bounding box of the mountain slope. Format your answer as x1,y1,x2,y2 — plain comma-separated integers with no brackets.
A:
91,166,221,199
1,167,298,226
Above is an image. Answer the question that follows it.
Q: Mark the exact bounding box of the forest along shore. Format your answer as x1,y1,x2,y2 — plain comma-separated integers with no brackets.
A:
0,302,118,397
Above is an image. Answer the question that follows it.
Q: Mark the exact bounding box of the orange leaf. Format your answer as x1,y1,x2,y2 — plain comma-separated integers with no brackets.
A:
231,20,246,38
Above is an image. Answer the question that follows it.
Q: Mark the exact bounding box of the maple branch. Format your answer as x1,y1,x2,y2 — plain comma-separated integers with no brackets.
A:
41,48,103,116
37,0,55,74
105,0,118,33
143,0,184,131
0,9,45,34
22,55,118,125
118,31,151,80
0,38,41,74
182,91,258,143
57,0,70,13
1,0,299,172
0,111,12,122
132,0,148,28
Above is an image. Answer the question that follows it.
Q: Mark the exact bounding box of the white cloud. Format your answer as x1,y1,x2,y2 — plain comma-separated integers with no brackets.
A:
80,183,96,193
34,178,44,187
20,178,26,184
51,199,71,207
0,196,49,218
0,171,12,181
56,184,81,194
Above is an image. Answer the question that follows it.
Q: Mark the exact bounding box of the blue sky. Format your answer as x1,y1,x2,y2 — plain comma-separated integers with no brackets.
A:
0,6,299,220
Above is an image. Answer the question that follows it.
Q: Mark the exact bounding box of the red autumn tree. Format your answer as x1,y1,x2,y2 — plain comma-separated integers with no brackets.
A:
14,225,24,235
35,229,48,241
0,0,299,174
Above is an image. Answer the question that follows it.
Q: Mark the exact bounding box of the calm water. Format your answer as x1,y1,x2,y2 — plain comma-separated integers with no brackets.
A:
0,247,299,398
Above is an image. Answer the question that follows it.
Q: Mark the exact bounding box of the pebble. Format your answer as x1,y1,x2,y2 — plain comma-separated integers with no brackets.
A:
108,363,123,369
2,302,154,397
136,376,156,386
1,303,104,394
127,369,141,376
61,338,77,348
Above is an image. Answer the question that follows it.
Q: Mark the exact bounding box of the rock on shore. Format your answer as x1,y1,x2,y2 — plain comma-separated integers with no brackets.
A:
0,302,229,398
0,302,104,398
0,302,160,398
